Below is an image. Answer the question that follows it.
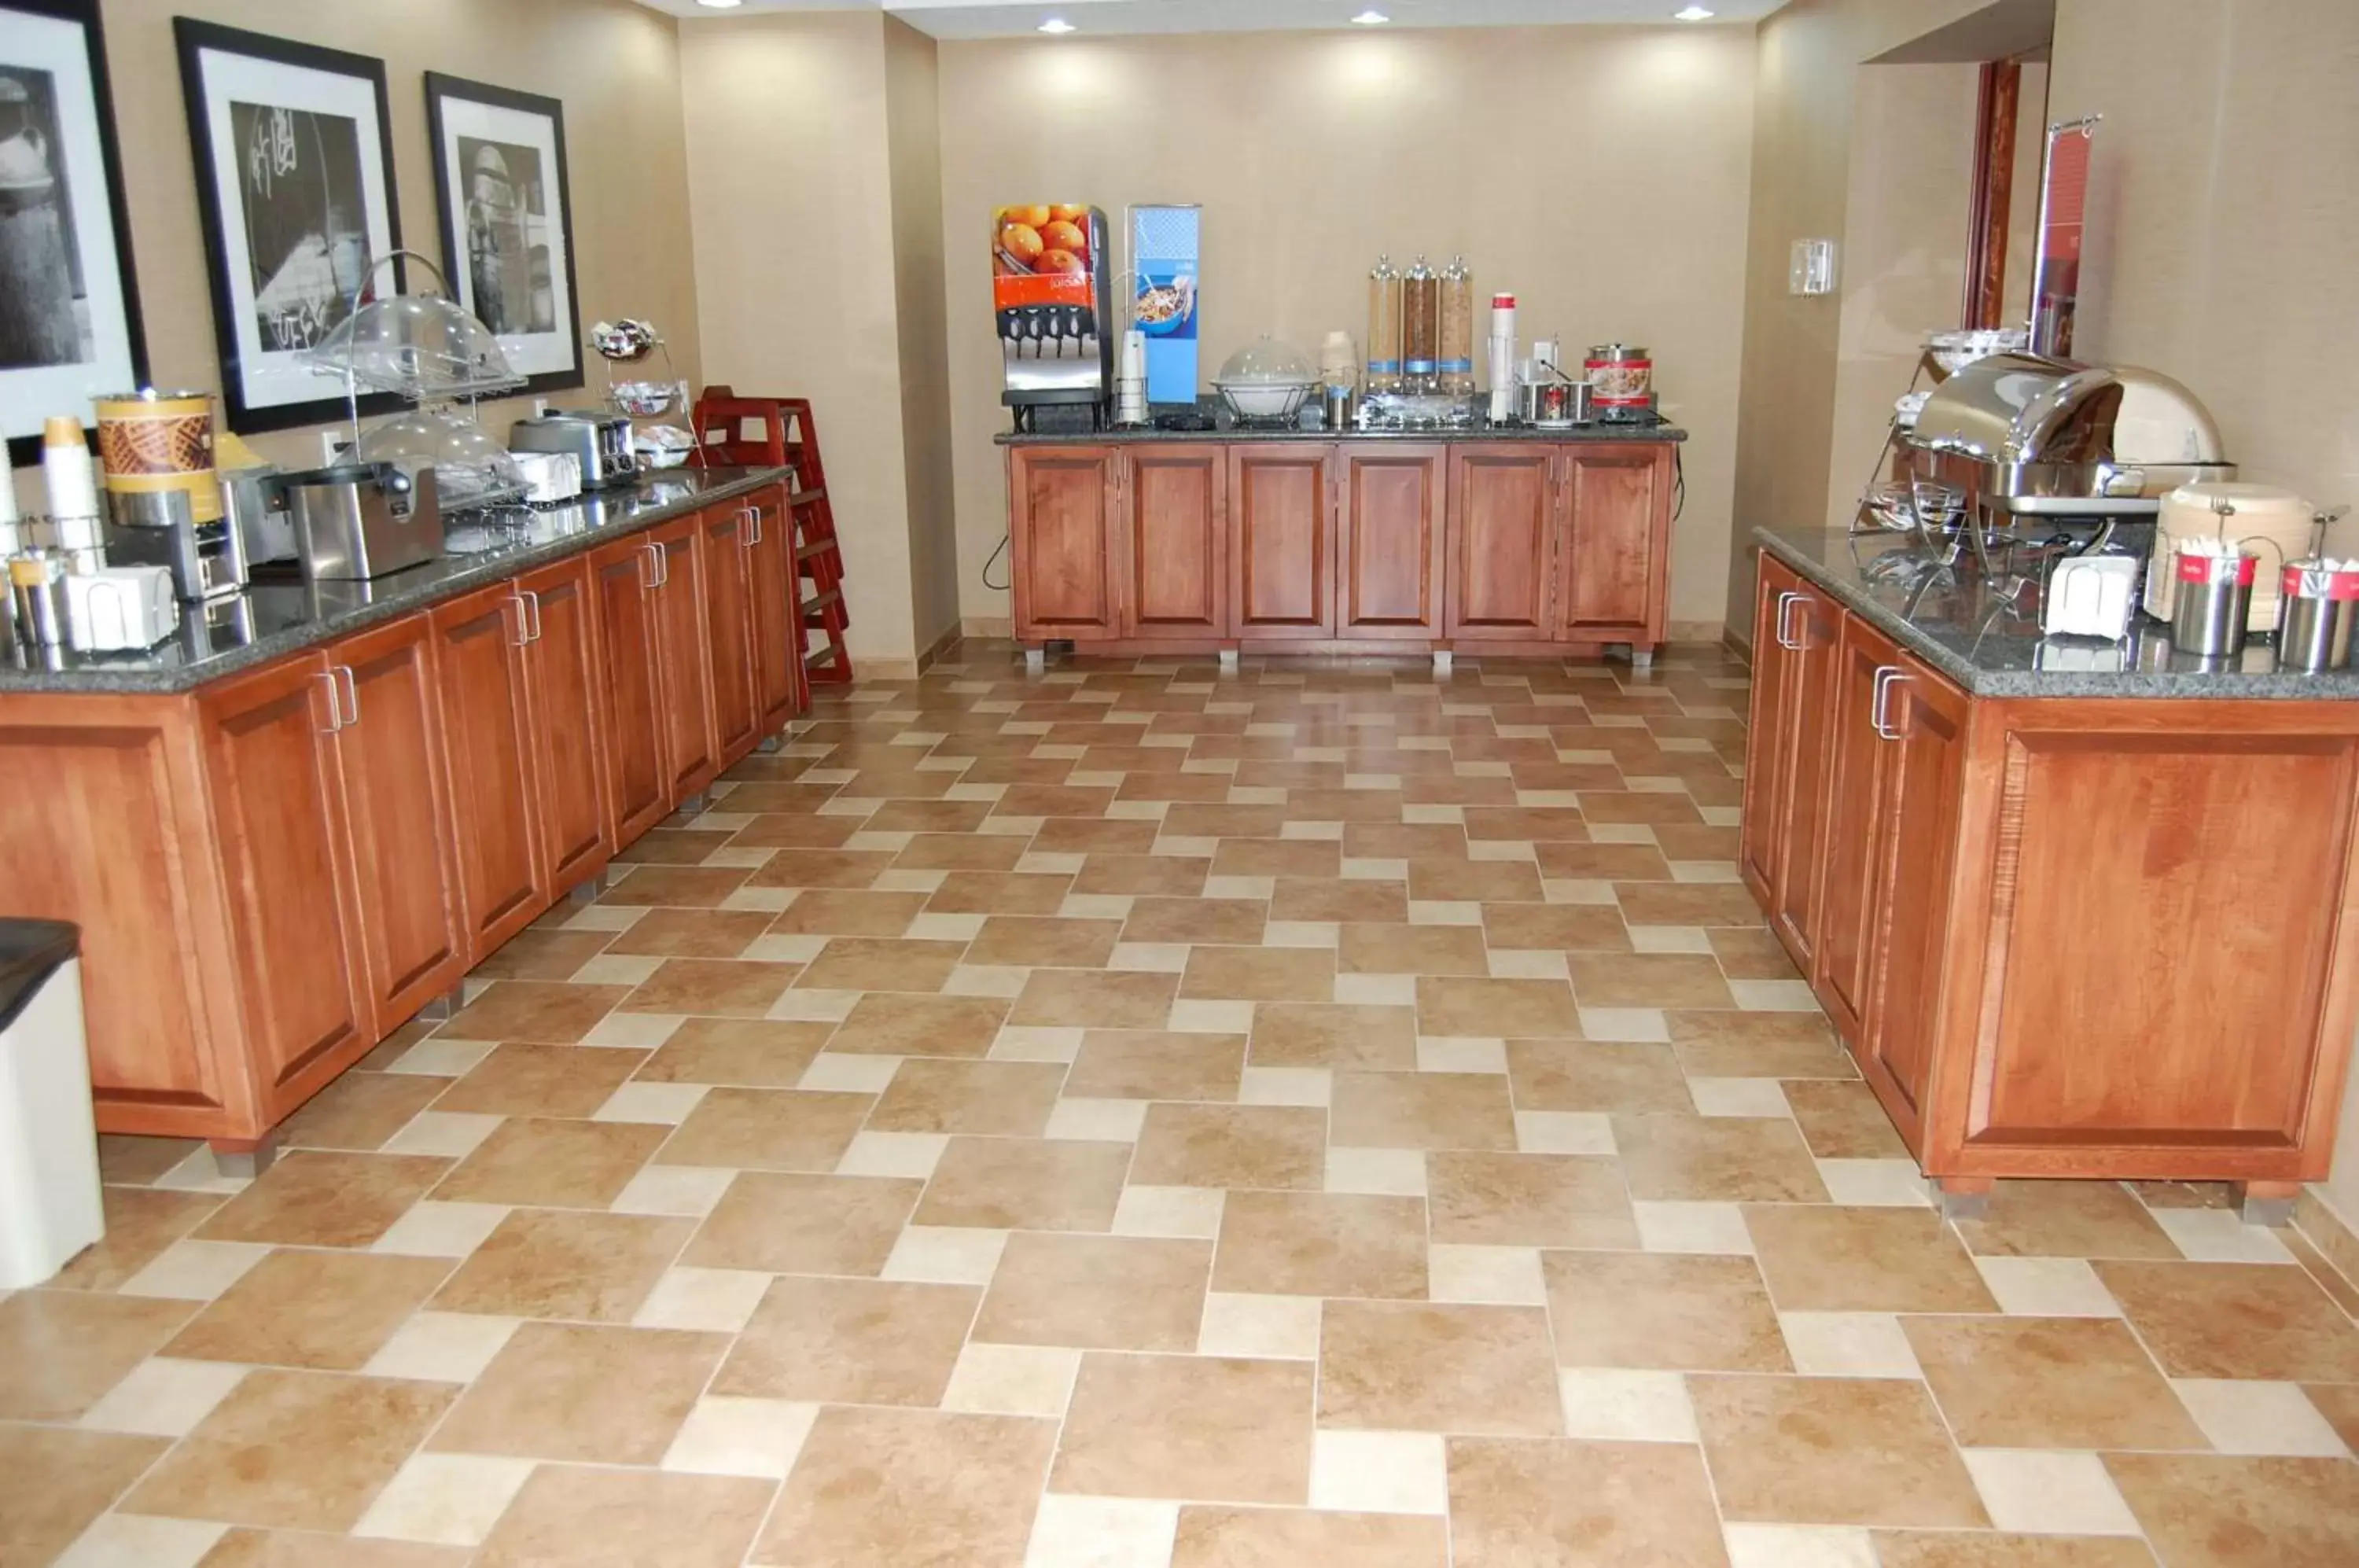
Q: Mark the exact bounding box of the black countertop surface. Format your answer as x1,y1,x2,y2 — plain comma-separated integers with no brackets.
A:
1756,525,2359,700
0,466,790,696
998,414,1686,445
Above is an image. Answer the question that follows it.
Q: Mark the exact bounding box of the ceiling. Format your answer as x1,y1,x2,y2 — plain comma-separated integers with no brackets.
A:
635,0,1777,39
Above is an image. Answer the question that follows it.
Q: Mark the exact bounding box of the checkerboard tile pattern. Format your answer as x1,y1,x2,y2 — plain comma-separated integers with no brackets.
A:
9,642,2359,1566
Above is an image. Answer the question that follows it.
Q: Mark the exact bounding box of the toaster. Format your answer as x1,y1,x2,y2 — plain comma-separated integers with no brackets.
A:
509,411,639,489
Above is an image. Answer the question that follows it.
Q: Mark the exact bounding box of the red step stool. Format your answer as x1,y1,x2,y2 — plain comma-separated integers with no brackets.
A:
691,388,853,686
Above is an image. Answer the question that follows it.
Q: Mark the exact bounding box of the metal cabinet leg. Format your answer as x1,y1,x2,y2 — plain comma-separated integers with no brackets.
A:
2239,1180,2300,1228
1432,649,1454,677
415,984,467,1024
1630,645,1655,670
1930,1175,1993,1220
1217,649,1240,675
756,734,784,754
566,870,608,906
208,1133,278,1180
1024,646,1047,677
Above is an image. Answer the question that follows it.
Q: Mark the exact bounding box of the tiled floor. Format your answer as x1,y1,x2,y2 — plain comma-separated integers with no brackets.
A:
9,642,2359,1566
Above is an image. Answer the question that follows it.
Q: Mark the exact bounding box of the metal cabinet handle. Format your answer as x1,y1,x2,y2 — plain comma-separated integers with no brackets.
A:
653,542,671,587
521,589,543,644
1773,591,1805,650
506,591,531,648
313,670,344,734
635,540,657,590
1870,665,1905,742
740,506,761,547
333,664,359,728
640,539,667,589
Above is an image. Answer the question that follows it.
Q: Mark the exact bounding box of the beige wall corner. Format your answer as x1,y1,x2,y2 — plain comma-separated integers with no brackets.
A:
885,18,962,655
680,10,921,667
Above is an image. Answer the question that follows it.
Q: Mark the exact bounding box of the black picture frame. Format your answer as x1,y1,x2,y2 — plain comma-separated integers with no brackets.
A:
172,17,404,436
424,71,583,397
0,0,148,469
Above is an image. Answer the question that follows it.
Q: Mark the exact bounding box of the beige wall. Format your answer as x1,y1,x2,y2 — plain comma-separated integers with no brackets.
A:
884,18,960,657
937,24,1760,634
11,0,698,508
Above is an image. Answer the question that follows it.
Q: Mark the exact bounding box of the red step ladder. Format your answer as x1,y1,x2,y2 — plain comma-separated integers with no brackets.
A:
691,388,852,686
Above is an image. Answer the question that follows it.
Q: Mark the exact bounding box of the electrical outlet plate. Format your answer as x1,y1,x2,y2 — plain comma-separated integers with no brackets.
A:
1790,238,1837,296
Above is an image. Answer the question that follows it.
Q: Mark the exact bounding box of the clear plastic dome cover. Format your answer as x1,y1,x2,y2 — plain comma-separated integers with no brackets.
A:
1215,336,1317,386
304,292,525,400
356,403,524,508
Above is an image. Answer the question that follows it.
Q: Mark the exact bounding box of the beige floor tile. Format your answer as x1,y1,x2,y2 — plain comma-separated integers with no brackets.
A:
940,1342,1080,1416
660,1393,819,1479
714,1275,978,1404
914,1136,1132,1230
1310,1429,1450,1515
869,1058,1066,1136
882,1224,1010,1284
767,888,929,934
1172,1504,1447,1567
1319,1301,1563,1435
681,1171,921,1274
1614,883,1763,926
973,1232,1212,1352
1666,1011,1852,1079
1772,1310,1922,1378
1064,1029,1245,1100
0,1288,195,1419
1866,1532,2157,1567
360,1312,518,1384
1706,929,1803,981
2105,1452,2359,1567
1904,1315,2205,1449
1427,1151,1638,1248
794,937,970,993
656,1086,873,1171
161,1250,449,1372
1691,1375,1988,1527
2303,1382,2359,1451
1211,1190,1429,1298
1416,976,1581,1036
473,1465,774,1568
1248,1002,1419,1069
195,1152,452,1249
435,981,630,1042
75,1354,250,1439
427,1320,724,1463
2173,1377,2353,1456
2093,1260,2359,1381
1779,1079,1908,1159
0,1423,173,1565
1132,1102,1327,1190
1610,1116,1827,1203
1051,1351,1315,1504
1956,1450,2143,1538
277,1073,451,1152
1952,1180,2180,1259
432,1117,666,1209
98,1133,208,1186
1331,1069,1516,1151
427,1209,691,1322
1197,1290,1323,1359
1010,968,1181,1027
348,1452,536,1548
1446,1437,1732,1567
752,1405,1056,1566
1507,1040,1692,1113
1544,1250,1789,1371
51,1187,223,1293
1555,1366,1700,1442
428,1044,641,1120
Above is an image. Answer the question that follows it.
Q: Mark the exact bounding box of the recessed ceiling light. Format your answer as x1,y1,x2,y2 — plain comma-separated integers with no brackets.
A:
1038,17,1076,31
1352,9,1390,22
695,0,742,9
1673,5,1716,18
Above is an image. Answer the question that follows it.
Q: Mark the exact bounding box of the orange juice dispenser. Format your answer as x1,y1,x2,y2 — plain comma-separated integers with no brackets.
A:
994,204,1113,432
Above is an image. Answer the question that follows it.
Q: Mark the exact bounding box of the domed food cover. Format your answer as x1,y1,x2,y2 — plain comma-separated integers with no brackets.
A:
1216,336,1316,388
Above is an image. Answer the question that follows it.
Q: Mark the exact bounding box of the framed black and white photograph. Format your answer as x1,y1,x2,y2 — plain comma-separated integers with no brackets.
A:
0,0,145,468
425,72,581,396
174,19,401,433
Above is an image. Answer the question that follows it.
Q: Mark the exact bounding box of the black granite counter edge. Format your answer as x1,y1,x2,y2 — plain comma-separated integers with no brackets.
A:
0,468,792,697
1750,525,2359,701
997,424,1687,445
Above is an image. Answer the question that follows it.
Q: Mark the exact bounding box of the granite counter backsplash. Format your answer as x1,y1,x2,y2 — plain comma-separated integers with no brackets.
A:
1756,525,2359,700
0,466,791,696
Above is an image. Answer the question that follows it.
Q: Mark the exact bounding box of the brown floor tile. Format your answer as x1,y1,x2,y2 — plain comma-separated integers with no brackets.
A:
1338,923,1490,976
751,1405,1055,1567
434,1116,667,1208
1347,823,1474,859
1447,1437,1732,1567
1507,1040,1692,1113
53,1185,223,1290
1132,1102,1326,1190
1321,1301,1562,1435
1781,1078,1909,1159
433,1042,645,1118
895,830,1029,872
1904,1315,2206,1449
870,1058,1067,1136
2106,1453,2359,1567
830,992,1010,1056
742,848,897,889
1544,1250,1789,1371
430,1321,727,1463
1613,1115,1829,1203
768,888,928,935
1249,1002,1419,1069
1533,843,1673,882
278,1070,451,1150
1052,1352,1314,1504
1429,1151,1638,1249
974,1232,1212,1352
1706,928,1803,981
614,826,726,864
1179,946,1337,1003
1332,1069,1517,1151
634,1018,834,1086
715,1275,978,1404
995,783,1116,818
194,1151,452,1249
1286,787,1408,823
1653,825,1742,862
1416,976,1580,1036
870,798,994,833
717,786,841,817
683,1171,922,1275
1566,952,1734,1010
1579,792,1704,826
2094,1260,2359,1381
1463,806,1592,842
723,812,863,849
913,1136,1132,1231
795,937,970,993
1171,1506,1448,1568
122,1370,454,1532
475,1466,775,1568
1692,1375,1987,1528
2307,1382,2359,1449
1614,883,1764,926
1952,1179,2181,1259
429,1209,691,1322
1211,840,1341,880
164,1250,449,1371
1669,1010,1853,1077
1010,968,1179,1028
1035,817,1160,853
0,1288,193,1419
594,866,750,907
604,907,777,958
623,956,802,1014
1160,804,1286,839
1272,877,1410,923
1121,898,1268,947
657,1087,874,1172
1065,1029,1246,1100
1211,1190,1429,1298
2130,1180,2240,1210
1744,1205,1997,1312
436,980,631,1042
1868,1537,2157,1568
1406,860,1545,904
1480,904,1633,952
1073,854,1209,897
97,1132,205,1185
926,870,1077,915
196,1531,469,1565
963,915,1121,969
0,1423,173,1563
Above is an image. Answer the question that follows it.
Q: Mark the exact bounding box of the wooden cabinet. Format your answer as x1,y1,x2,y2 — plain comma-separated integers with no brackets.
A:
1118,446,1226,638
515,554,613,894
591,531,670,843
1010,445,1118,639
742,488,803,734
650,513,717,801
1559,447,1672,645
700,502,762,761
1336,446,1445,638
1736,554,1842,971
1812,610,1897,1043
1445,445,1557,639
1227,444,1334,639
432,584,545,956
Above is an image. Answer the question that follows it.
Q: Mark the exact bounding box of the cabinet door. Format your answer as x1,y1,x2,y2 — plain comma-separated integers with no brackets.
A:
651,514,719,799
1812,612,1899,1044
1559,446,1670,639
330,613,469,1034
518,554,614,894
591,533,671,843
700,502,762,762
743,488,804,733
1227,444,1334,639
1119,446,1226,638
1010,446,1118,639
198,653,370,1093
432,583,547,957
1337,445,1445,639
1738,553,1801,906
1445,444,1556,640
1769,584,1843,970
1860,659,1969,1130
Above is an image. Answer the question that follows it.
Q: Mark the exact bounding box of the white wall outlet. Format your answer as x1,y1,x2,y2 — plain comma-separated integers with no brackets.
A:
1790,238,1838,296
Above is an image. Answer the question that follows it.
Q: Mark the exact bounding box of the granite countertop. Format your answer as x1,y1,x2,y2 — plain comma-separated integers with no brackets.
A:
0,466,791,696
998,417,1687,445
1756,525,2359,700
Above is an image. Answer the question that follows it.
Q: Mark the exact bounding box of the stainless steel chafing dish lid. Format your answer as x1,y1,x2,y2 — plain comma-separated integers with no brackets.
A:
1908,352,2123,466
